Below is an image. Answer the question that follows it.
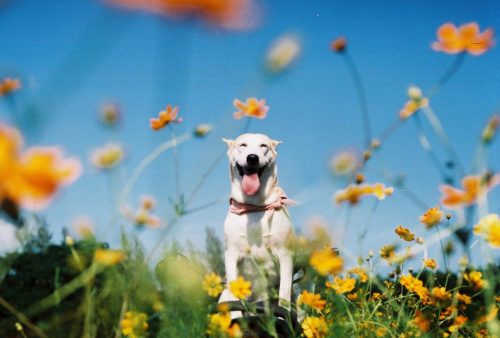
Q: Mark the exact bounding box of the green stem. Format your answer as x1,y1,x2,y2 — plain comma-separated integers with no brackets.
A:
426,53,466,99
0,296,48,338
435,223,448,272
342,52,372,148
168,126,181,202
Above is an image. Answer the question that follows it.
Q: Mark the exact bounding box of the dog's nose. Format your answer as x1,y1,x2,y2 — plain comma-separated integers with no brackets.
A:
247,154,259,166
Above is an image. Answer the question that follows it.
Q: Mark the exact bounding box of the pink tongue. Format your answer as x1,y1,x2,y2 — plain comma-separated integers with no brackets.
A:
242,173,260,195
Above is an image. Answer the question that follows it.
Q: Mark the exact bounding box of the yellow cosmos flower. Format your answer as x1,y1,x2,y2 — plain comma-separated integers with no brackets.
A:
423,258,438,270
463,271,485,290
448,315,468,333
94,248,125,266
229,276,252,300
474,214,500,248
420,206,443,229
456,293,472,305
400,274,429,304
0,77,21,96
203,272,224,297
431,287,451,302
301,316,328,338
395,225,415,241
309,247,343,276
90,143,124,170
298,290,326,311
120,311,148,338
349,266,368,283
233,97,269,120
399,86,429,120
334,183,393,205
150,105,182,131
326,276,356,295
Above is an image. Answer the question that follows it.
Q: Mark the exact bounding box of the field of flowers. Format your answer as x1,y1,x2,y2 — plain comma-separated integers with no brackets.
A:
0,1,499,337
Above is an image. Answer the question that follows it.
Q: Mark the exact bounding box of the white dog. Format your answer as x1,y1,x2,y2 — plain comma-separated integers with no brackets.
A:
219,133,294,309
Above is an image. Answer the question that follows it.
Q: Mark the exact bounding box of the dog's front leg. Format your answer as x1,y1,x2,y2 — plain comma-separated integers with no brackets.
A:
277,249,293,309
219,248,243,319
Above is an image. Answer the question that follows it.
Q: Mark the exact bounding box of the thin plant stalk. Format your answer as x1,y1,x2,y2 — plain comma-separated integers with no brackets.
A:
426,53,466,99
435,223,448,272
341,51,373,148
168,126,181,203
0,296,48,338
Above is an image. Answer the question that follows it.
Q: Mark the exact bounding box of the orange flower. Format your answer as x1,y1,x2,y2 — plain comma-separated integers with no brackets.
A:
474,213,500,248
420,206,444,228
334,183,393,205
309,247,343,276
0,125,81,211
432,22,494,55
326,276,356,294
105,0,257,30
94,248,125,265
150,105,182,131
440,174,500,209
0,78,21,96
331,36,347,53
298,290,326,311
233,97,268,120
395,225,415,241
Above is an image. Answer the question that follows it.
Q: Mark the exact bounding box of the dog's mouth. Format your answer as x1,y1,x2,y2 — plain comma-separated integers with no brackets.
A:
235,163,266,196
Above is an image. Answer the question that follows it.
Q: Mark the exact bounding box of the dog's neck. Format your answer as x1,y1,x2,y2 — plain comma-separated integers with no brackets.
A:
229,162,281,206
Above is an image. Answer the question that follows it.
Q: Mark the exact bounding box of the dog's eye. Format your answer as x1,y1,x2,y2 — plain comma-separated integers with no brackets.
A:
260,144,268,148
239,143,247,147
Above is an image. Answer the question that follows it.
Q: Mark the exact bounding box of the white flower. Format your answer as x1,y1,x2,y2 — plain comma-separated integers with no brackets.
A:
0,220,21,255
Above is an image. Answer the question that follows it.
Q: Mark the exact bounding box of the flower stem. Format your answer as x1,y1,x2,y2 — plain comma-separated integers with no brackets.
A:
435,223,448,272
168,126,181,203
427,53,466,99
342,52,372,148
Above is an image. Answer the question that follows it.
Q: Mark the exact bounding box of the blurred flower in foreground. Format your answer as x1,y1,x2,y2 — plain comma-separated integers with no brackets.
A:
298,290,326,311
99,102,121,127
440,174,500,209
473,213,500,248
394,225,415,241
432,22,494,55
229,276,251,300
334,183,393,205
122,195,162,229
420,205,443,229
399,86,429,120
330,36,347,53
71,215,95,239
423,258,437,270
0,77,21,96
301,316,328,338
309,247,343,276
207,311,241,337
265,34,301,74
202,272,224,297
120,311,148,338
0,219,21,255
233,97,268,120
463,271,484,290
90,143,124,170
481,114,499,145
326,275,356,294
193,124,213,138
150,105,182,131
329,150,358,176
105,0,259,30
0,124,82,210
94,248,125,266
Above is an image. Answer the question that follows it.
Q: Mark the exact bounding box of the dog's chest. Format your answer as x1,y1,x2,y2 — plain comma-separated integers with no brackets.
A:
224,210,292,251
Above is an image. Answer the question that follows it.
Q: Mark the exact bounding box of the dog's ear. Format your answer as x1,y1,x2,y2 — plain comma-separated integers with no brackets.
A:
271,140,282,148
222,138,234,148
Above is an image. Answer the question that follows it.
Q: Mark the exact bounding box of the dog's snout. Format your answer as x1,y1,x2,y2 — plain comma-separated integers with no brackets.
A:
247,154,259,166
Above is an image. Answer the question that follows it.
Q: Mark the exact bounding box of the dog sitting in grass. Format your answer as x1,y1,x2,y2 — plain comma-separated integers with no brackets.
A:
218,133,294,311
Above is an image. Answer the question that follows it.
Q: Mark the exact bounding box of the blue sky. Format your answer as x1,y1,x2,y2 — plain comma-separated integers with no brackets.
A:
1,0,499,268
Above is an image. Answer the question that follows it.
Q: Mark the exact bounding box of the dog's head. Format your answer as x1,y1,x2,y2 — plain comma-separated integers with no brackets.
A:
223,133,282,197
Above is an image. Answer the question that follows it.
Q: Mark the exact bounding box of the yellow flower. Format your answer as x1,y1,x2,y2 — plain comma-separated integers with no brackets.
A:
100,102,120,126
334,183,393,205
150,105,182,131
298,290,326,311
423,258,438,270
265,34,301,74
431,287,451,302
456,293,472,305
123,196,162,229
375,327,388,337
379,245,396,261
1,140,82,211
120,311,148,338
193,124,213,138
0,77,21,96
420,206,443,229
331,36,347,53
207,312,231,336
90,143,124,170
400,274,429,304
94,248,125,266
326,276,356,295
463,271,484,290
395,225,415,241
432,22,494,55
203,272,224,298
412,311,430,333
474,213,500,248
440,174,500,209
329,151,358,176
347,293,358,301
229,276,252,300
301,316,328,338
349,266,368,283
15,322,23,331
399,86,429,119
448,315,467,333
233,97,269,120
309,247,343,276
